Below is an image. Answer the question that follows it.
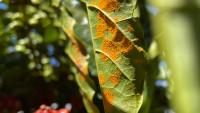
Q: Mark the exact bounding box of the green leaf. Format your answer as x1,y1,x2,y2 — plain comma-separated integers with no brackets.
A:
84,0,146,113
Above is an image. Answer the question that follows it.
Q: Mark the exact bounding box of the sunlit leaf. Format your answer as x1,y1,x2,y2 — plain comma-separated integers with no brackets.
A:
83,0,146,112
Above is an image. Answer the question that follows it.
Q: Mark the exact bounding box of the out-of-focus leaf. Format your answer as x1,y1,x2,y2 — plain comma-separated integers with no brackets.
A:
5,12,23,20
139,58,159,113
15,44,26,52
83,0,146,112
65,41,88,76
149,0,200,113
40,2,54,13
31,0,42,4
82,94,100,113
43,64,53,77
75,72,100,113
64,0,97,76
26,5,37,15
0,18,3,35
28,10,47,25
30,31,43,44
148,40,159,59
64,0,86,23
61,9,100,113
52,0,60,7
8,20,23,29
62,12,88,76
75,73,95,100
44,26,58,43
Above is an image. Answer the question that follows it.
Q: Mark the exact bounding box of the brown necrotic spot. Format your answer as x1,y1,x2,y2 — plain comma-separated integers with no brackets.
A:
98,0,119,12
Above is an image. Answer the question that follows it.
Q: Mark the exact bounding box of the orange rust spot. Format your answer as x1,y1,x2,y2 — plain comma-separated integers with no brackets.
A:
96,12,133,58
98,0,119,12
109,70,121,86
102,38,133,59
102,39,120,60
103,90,114,103
96,12,116,39
98,72,106,85
96,13,106,38
100,54,109,62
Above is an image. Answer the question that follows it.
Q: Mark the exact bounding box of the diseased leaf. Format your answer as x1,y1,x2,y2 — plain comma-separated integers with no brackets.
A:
61,10,100,113
83,0,146,113
61,11,88,76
